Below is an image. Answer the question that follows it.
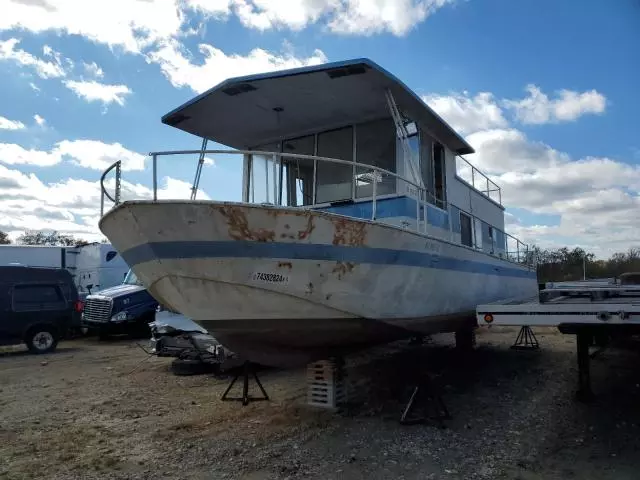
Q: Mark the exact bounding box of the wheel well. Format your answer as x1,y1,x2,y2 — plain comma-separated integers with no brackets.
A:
24,323,59,341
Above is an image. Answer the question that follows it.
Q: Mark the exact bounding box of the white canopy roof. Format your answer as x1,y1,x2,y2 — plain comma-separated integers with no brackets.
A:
161,58,474,155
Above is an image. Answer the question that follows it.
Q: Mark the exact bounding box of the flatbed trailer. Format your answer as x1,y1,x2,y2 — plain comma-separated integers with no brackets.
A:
476,282,640,400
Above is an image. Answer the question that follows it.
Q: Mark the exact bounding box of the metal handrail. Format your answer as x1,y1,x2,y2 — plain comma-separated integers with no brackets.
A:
148,148,441,205
456,156,502,205
100,160,121,217
99,149,532,268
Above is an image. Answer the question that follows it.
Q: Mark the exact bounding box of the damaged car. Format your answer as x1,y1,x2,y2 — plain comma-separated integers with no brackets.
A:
149,307,243,375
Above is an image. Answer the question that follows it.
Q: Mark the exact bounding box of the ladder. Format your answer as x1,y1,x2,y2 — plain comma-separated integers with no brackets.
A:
190,137,208,200
385,89,423,191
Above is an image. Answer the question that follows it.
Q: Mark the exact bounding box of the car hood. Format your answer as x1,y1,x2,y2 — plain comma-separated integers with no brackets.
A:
88,283,145,299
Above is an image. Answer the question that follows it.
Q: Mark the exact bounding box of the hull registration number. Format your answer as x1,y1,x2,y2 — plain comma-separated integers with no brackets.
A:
251,272,289,284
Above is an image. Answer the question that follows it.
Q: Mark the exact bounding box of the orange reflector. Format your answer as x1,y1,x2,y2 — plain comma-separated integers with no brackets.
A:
483,314,494,324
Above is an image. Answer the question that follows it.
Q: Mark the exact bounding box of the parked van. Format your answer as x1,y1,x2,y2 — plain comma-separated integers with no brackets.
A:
0,266,82,353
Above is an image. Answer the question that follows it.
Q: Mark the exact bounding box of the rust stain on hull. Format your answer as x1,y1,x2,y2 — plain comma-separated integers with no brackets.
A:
278,261,293,270
330,218,367,279
332,218,367,246
219,205,315,243
297,216,315,240
219,205,275,242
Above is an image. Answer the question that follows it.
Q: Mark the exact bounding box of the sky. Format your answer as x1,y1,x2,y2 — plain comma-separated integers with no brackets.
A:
0,0,638,258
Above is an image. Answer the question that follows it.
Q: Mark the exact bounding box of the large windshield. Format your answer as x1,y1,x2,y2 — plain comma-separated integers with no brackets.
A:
123,269,143,286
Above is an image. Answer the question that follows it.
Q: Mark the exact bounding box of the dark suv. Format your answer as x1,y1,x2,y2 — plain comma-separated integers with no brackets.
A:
0,266,82,353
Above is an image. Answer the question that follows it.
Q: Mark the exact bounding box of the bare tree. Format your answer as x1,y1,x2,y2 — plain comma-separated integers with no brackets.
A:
0,230,10,245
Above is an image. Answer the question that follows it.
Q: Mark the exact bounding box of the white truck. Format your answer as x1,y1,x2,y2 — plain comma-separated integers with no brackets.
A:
72,243,130,296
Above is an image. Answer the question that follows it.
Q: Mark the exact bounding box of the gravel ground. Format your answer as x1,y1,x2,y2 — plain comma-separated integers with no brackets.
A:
2,327,640,479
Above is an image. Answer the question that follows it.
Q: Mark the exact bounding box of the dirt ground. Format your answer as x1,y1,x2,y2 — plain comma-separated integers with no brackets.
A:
2,327,640,480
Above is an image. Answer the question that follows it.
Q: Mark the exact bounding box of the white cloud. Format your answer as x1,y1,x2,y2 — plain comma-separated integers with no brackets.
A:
504,84,607,125
426,88,637,257
228,0,452,36
33,114,46,126
423,92,508,135
82,61,104,78
29,82,40,92
0,139,145,170
232,0,332,31
0,116,26,130
0,0,451,57
464,128,569,174
0,0,185,53
0,143,61,167
185,0,234,17
63,80,132,106
0,38,67,78
147,39,327,93
327,0,453,36
43,43,72,69
56,139,146,171
0,161,207,241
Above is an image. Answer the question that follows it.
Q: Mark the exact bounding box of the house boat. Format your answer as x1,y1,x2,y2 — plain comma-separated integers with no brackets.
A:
98,58,538,366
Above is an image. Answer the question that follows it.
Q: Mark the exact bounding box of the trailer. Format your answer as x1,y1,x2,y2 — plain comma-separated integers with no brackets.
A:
0,243,129,297
74,243,129,295
0,245,73,269
476,274,640,400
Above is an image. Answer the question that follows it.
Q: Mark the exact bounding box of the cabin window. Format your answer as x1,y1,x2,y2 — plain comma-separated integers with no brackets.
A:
433,143,446,207
106,251,117,262
355,118,396,198
460,212,473,247
282,135,315,206
315,126,354,204
249,142,280,204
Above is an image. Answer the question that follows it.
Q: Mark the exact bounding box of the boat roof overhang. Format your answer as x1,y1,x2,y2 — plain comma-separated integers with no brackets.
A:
161,58,474,155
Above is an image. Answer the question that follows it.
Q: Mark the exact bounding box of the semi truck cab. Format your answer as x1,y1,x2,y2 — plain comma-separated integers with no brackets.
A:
82,269,158,337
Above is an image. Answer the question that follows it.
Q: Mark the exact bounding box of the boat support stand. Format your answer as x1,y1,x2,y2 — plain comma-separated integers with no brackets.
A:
399,372,451,427
221,361,269,406
511,326,540,350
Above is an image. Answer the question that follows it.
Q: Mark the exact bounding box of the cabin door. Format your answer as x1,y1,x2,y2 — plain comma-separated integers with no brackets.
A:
460,212,473,247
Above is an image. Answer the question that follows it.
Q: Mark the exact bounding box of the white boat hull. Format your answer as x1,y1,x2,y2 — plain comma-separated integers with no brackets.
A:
100,201,538,365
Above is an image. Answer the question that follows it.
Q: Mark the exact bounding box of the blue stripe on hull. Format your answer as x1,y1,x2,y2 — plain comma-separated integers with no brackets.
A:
121,241,536,279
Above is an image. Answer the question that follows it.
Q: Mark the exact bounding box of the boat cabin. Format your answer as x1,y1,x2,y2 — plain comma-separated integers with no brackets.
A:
162,58,525,261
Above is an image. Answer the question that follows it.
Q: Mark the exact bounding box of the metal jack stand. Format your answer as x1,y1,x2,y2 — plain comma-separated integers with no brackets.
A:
221,361,269,406
511,326,540,350
400,373,451,428
575,330,594,402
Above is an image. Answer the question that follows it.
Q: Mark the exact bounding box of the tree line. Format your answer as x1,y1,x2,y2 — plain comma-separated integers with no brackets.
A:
0,229,96,247
525,246,640,284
